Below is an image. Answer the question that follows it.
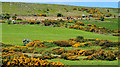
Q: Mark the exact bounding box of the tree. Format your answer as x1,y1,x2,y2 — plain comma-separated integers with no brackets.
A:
6,13,11,20
47,8,49,11
114,15,116,18
76,36,84,40
100,16,104,21
57,13,63,17
2,13,11,20
107,9,109,12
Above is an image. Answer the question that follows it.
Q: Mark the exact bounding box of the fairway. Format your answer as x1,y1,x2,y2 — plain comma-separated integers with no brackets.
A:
2,23,118,45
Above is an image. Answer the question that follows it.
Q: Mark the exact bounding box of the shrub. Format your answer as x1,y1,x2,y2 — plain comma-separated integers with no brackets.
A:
12,16,17,20
53,41,72,47
44,42,57,48
2,54,69,67
112,33,120,36
73,8,77,10
47,8,49,11
67,56,79,60
61,53,74,59
83,51,117,61
7,20,11,24
76,22,85,26
69,25,74,28
17,18,22,20
78,26,83,30
52,48,65,55
2,13,11,20
26,40,45,47
87,24,92,26
0,21,5,23
76,36,84,40
73,25,79,29
57,13,63,17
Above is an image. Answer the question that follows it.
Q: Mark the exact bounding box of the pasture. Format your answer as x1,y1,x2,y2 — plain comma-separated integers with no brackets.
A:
2,23,118,45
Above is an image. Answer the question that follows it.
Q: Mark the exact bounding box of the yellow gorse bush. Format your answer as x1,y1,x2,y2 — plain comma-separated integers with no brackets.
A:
72,43,86,47
3,54,69,67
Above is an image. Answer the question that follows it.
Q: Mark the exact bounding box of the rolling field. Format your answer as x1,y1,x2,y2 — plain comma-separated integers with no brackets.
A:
1,2,118,16
2,23,118,45
1,2,119,67
78,18,118,31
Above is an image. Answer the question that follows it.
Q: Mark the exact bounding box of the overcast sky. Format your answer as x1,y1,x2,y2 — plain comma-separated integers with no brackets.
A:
0,0,120,2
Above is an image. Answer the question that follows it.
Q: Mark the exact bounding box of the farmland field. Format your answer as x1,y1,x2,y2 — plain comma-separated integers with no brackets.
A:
1,2,119,67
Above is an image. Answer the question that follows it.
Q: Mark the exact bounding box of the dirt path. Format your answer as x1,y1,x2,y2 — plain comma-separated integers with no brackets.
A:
13,16,67,21
22,53,61,57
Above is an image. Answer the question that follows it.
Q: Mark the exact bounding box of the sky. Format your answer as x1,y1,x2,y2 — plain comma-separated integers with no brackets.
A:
0,0,119,8
0,0,120,2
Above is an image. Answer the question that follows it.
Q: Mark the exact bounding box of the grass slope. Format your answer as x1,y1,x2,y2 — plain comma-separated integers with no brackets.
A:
77,18,118,31
2,23,118,45
1,2,118,16
49,59,118,65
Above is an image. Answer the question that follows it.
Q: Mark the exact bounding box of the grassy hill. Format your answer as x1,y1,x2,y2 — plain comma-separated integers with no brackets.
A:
2,23,118,45
1,2,119,66
1,2,118,16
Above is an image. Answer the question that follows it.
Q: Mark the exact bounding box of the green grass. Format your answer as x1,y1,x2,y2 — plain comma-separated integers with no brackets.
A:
1,2,119,66
1,2,89,16
76,18,118,31
2,23,118,45
32,46,101,53
1,2,118,16
48,59,118,65
62,46,101,51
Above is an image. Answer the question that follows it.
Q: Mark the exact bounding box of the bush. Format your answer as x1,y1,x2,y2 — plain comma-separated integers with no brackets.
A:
47,8,49,11
52,48,65,55
73,8,77,10
53,41,72,47
7,20,11,24
112,33,120,36
76,36,84,40
61,53,74,59
67,56,79,60
12,16,17,20
17,18,22,21
83,51,117,61
76,22,85,26
57,13,63,17
44,42,57,48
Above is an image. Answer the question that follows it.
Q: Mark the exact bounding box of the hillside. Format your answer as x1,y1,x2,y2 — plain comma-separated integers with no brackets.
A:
1,2,119,66
1,2,118,16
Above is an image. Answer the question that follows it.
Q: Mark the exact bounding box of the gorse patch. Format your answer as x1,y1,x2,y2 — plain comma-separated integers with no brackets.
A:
44,42,57,48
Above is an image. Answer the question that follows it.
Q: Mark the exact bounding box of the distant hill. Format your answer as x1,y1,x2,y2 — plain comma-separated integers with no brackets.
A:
1,2,118,16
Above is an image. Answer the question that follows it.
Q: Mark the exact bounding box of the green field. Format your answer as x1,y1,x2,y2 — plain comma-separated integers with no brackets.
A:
79,18,118,31
1,2,119,66
49,59,118,65
2,23,118,45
